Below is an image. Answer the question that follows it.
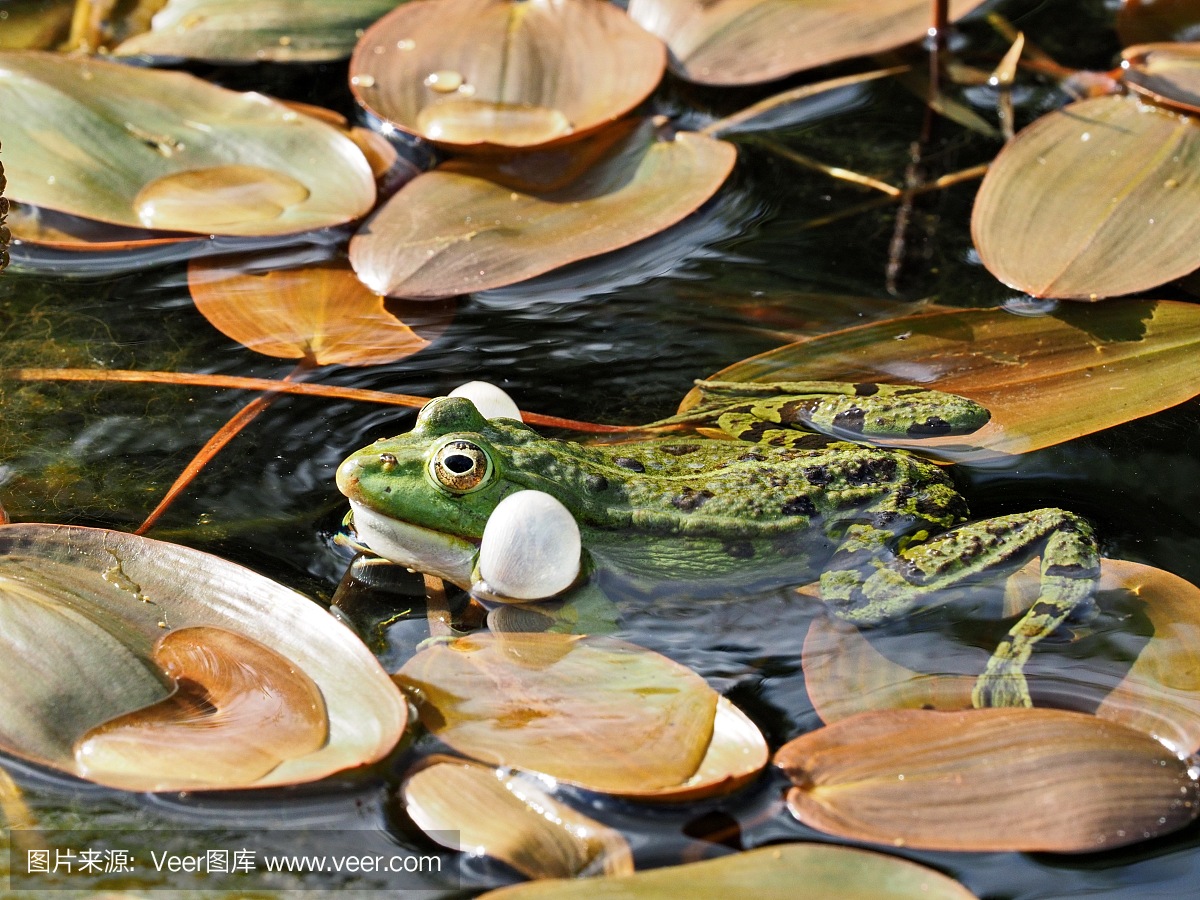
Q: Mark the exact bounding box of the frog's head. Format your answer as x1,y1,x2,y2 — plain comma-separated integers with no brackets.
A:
335,396,527,587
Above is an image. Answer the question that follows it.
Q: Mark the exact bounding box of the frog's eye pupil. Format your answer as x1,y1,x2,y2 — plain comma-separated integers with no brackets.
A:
431,440,491,493
444,454,474,474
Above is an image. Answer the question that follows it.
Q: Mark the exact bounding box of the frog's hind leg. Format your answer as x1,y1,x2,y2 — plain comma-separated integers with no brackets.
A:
820,509,1100,708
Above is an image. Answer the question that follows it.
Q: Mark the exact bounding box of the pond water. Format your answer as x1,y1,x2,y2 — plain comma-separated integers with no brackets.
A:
2,0,1200,896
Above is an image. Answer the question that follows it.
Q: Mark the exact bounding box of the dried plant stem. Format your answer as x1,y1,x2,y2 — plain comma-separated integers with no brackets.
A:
753,139,901,196
801,163,989,230
424,575,454,639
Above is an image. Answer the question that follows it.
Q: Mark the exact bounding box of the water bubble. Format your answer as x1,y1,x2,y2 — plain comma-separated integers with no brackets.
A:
424,70,464,93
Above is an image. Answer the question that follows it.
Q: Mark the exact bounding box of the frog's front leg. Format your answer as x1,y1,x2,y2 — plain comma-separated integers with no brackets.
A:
819,509,1100,708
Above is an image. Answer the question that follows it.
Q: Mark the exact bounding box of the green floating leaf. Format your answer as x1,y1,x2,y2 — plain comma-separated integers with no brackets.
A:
0,51,375,236
350,0,665,151
394,632,767,798
971,94,1200,299
626,0,987,86
479,843,978,899
403,755,633,880
777,707,1200,852
350,119,735,297
114,0,402,62
1123,42,1200,114
0,523,406,791
689,301,1200,461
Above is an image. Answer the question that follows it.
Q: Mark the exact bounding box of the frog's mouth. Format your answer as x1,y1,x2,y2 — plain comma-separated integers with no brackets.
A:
346,501,477,590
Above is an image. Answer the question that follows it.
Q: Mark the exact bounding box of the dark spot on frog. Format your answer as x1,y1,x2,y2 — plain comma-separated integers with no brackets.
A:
833,407,865,433
803,465,831,486
782,496,816,517
738,452,766,462
854,383,879,396
723,540,755,559
585,474,609,493
614,457,645,472
672,488,714,511
908,416,951,436
661,444,699,456
383,486,392,493
847,457,898,485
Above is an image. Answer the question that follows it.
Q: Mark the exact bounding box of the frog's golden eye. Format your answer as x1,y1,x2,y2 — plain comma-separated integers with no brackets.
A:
430,440,492,493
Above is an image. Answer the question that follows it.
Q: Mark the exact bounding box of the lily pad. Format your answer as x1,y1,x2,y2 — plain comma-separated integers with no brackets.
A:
971,93,1200,299
777,707,1199,852
402,755,633,879
394,632,767,798
626,0,987,85
115,0,402,62
350,119,736,297
0,523,406,791
1123,42,1200,114
188,254,454,365
687,301,1200,461
0,51,375,236
479,842,979,899
349,0,665,151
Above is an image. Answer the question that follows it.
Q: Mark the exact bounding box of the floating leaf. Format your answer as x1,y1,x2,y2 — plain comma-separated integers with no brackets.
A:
350,119,736,297
115,0,402,62
6,201,200,254
0,51,375,236
1117,0,1200,46
479,843,978,899
971,94,1200,299
75,627,327,791
1122,42,1200,114
777,707,1199,852
403,755,633,879
0,0,75,50
805,558,1200,755
188,254,454,365
349,0,665,151
626,0,987,85
0,523,406,791
687,301,1200,461
394,632,766,797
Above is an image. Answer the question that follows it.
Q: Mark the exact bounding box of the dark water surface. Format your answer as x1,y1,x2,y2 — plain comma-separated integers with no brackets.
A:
2,0,1200,895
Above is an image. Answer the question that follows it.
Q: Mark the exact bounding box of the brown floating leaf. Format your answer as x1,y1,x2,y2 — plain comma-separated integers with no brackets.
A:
687,301,1200,462
349,0,665,151
1117,0,1200,46
403,755,633,879
480,842,979,899
626,0,987,86
777,708,1199,852
5,201,200,253
75,627,327,791
188,255,454,365
1123,42,1200,114
350,119,736,297
115,0,402,63
394,632,766,797
971,93,1200,300
0,0,75,50
0,523,406,791
0,51,375,236
805,559,1200,756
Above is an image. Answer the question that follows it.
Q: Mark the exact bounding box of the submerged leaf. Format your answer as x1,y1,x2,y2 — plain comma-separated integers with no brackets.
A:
394,632,765,796
777,708,1199,852
115,0,402,62
0,523,406,790
350,119,736,297
75,627,327,791
689,301,1200,461
188,255,454,365
971,94,1200,299
0,51,375,236
480,842,978,899
626,0,987,85
1122,42,1200,114
349,0,665,151
403,756,633,879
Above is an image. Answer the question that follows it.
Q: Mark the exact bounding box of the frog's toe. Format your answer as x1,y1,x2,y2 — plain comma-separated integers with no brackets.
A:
972,672,1033,709
475,490,582,602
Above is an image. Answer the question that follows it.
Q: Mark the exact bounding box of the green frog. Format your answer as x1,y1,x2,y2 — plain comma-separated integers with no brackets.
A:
336,381,1099,708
